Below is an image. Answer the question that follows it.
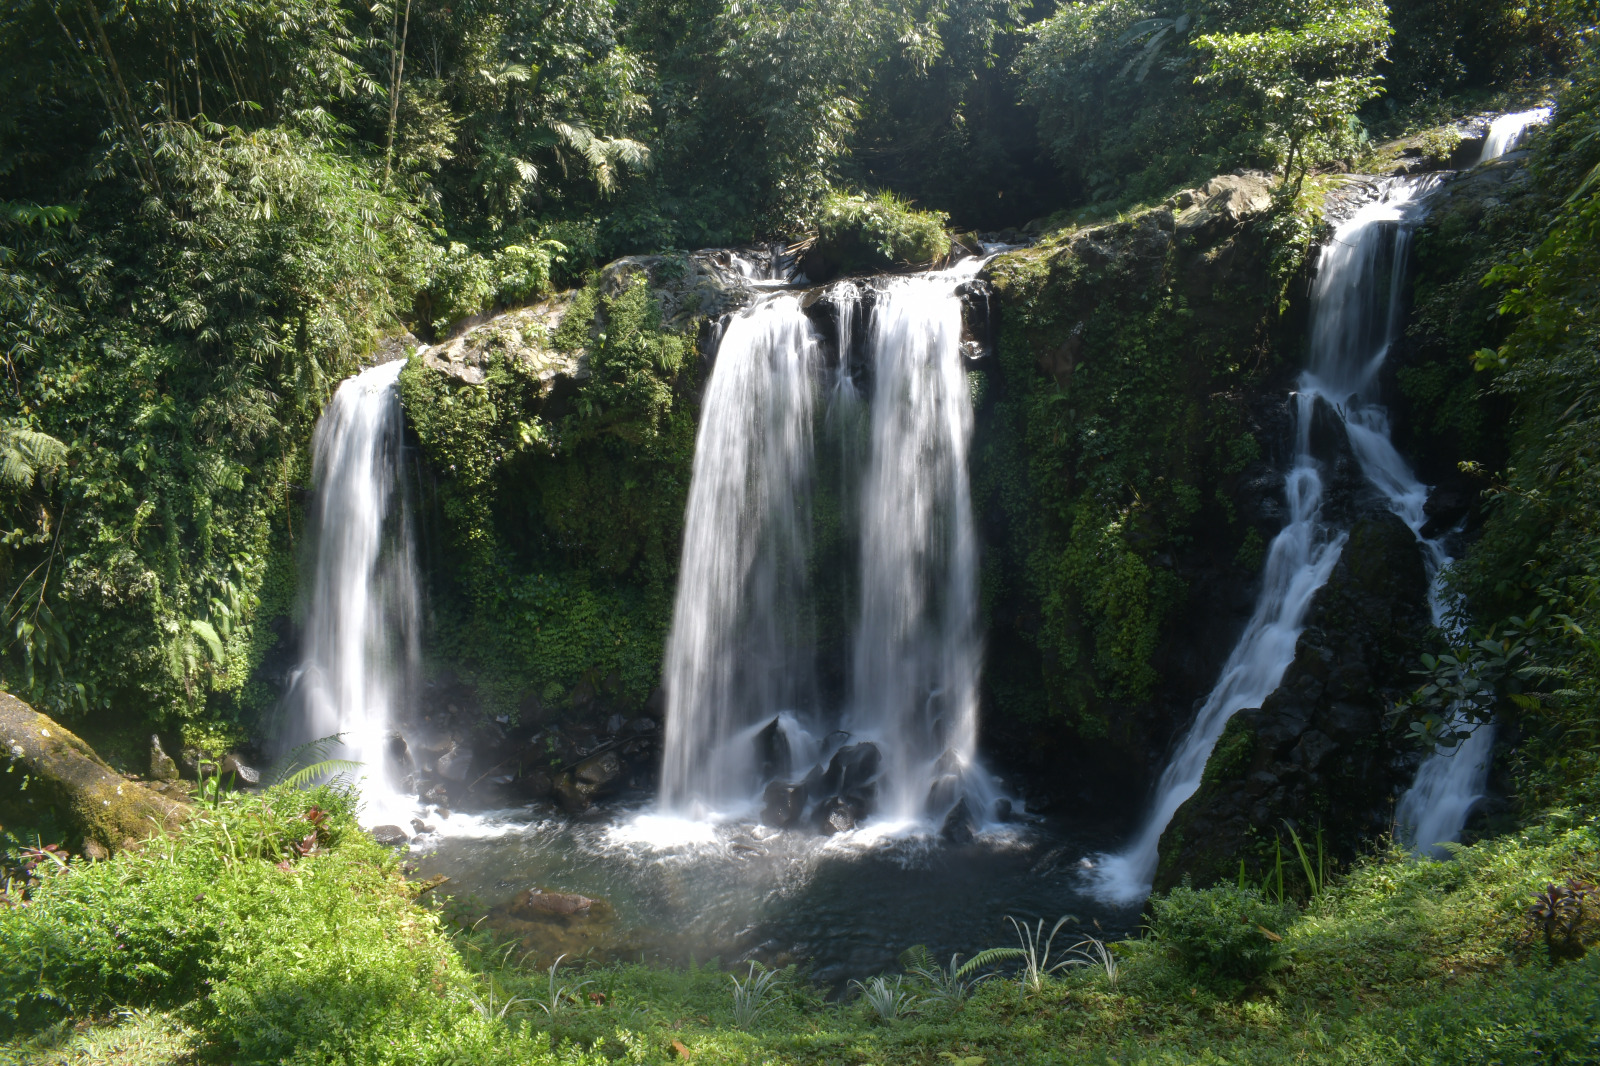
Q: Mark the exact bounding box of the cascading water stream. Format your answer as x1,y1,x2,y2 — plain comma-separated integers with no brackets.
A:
1087,177,1442,903
658,257,997,831
846,266,996,825
1478,107,1552,164
289,359,421,825
1389,112,1553,856
659,294,821,815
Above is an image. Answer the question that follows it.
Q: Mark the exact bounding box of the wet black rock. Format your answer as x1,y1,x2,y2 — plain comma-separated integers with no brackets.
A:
519,768,554,800
1155,512,1431,891
575,750,623,790
552,771,588,813
940,798,976,844
755,717,792,781
925,773,961,817
410,818,435,835
761,781,807,828
435,743,473,782
815,795,860,835
822,742,881,796
420,783,449,807
370,825,408,847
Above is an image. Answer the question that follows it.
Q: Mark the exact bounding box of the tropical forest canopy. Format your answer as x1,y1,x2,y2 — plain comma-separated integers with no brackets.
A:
0,0,1594,755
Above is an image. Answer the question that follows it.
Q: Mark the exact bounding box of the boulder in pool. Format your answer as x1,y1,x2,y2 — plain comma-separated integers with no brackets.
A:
370,825,409,847
510,888,596,919
761,780,807,828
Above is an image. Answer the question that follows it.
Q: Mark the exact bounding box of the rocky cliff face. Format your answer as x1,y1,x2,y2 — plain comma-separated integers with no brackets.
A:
972,172,1298,819
1154,511,1430,890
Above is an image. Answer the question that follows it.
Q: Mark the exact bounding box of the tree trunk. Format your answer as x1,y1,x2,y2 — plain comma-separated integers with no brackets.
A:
0,692,187,854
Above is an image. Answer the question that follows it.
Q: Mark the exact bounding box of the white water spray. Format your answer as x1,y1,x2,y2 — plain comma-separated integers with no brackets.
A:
290,359,420,825
1478,107,1551,164
847,266,996,825
1088,178,1442,902
659,295,821,815
658,258,997,830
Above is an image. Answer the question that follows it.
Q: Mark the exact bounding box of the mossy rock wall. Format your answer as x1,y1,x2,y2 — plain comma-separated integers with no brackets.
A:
1154,513,1431,892
397,259,716,734
974,175,1300,805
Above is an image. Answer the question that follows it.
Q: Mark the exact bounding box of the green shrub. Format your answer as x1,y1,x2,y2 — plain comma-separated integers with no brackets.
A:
1149,883,1292,983
814,190,950,273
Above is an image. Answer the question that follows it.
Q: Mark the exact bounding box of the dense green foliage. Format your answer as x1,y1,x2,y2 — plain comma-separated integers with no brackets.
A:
399,276,695,717
978,200,1278,728
4,784,1599,1064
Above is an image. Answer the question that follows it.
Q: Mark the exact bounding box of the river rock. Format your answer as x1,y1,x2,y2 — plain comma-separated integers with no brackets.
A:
435,743,473,782
822,742,881,797
420,783,449,806
761,781,807,828
925,773,961,817
149,735,179,782
220,753,260,786
755,717,792,781
815,795,864,835
552,771,591,813
370,825,409,847
575,750,623,789
940,797,976,844
509,888,596,919
519,768,554,800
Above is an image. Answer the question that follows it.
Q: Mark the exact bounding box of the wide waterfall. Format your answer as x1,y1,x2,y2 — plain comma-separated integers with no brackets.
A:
659,260,995,832
847,271,992,825
1088,177,1441,902
289,359,421,823
659,294,821,814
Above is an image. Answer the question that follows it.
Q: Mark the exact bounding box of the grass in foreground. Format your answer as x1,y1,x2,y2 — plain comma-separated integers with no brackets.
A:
2,786,1598,1065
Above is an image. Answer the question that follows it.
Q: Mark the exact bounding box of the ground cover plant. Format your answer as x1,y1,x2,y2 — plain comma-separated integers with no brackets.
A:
2,785,1598,1065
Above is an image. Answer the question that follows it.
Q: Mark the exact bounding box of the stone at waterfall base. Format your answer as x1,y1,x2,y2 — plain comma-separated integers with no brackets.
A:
509,889,597,919
761,781,807,828
370,825,409,847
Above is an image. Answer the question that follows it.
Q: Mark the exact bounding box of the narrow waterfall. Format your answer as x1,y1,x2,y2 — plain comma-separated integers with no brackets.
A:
659,295,820,814
1088,178,1439,903
659,260,996,831
847,270,993,825
291,359,421,822
1478,107,1551,164
1390,113,1555,855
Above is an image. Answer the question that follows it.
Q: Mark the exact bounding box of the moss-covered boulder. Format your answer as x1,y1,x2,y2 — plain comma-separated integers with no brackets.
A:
0,693,187,853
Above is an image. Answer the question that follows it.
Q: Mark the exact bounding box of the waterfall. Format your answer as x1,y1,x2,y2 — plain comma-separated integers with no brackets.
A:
659,259,996,830
846,269,995,825
1387,105,1555,855
1087,177,1440,903
290,359,421,823
659,295,821,814
1478,107,1551,164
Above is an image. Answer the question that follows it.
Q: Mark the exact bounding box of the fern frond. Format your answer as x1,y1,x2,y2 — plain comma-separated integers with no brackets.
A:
278,758,362,790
